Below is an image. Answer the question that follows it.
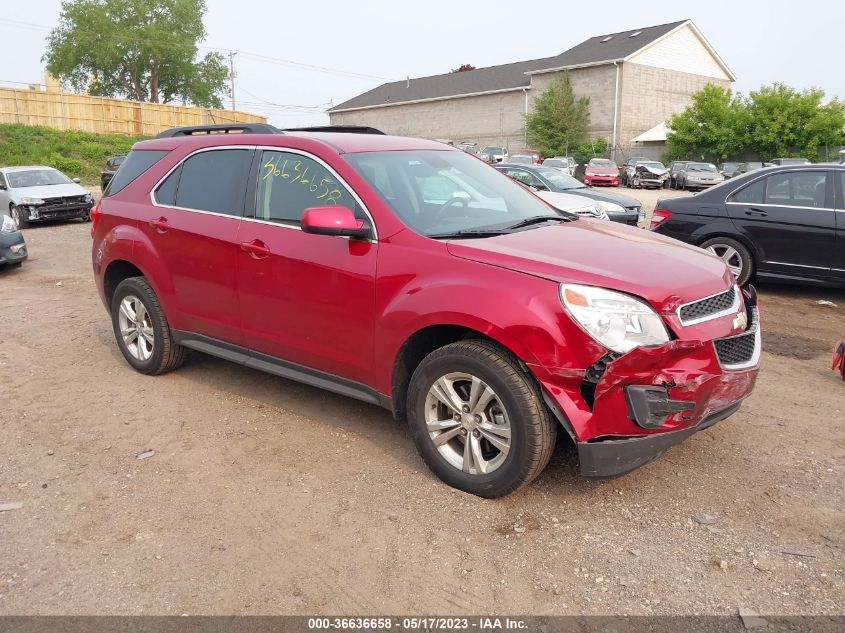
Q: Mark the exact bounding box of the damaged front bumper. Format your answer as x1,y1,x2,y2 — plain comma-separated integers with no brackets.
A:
532,294,761,478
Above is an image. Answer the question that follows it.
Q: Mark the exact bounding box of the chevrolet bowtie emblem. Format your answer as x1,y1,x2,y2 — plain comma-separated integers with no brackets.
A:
733,311,748,331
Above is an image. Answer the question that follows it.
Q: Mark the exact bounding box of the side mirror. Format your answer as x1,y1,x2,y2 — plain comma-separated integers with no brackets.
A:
72,177,81,183
301,206,370,239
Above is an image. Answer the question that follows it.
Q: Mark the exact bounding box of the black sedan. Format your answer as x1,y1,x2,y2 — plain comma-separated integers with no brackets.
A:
650,164,844,287
494,164,644,225
1,213,27,267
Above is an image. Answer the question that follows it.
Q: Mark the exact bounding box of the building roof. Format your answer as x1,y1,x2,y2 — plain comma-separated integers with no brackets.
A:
631,121,669,143
330,20,689,112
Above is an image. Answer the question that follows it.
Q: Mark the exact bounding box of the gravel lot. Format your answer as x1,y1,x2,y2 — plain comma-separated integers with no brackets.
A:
1,212,843,617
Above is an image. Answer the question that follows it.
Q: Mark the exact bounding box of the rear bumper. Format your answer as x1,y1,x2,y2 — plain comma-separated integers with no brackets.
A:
584,175,618,186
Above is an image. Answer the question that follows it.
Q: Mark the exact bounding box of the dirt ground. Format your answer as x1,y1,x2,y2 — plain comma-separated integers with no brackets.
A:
1,213,843,617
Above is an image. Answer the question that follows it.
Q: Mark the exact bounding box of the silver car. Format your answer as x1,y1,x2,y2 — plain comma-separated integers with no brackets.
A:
676,162,725,191
0,166,94,229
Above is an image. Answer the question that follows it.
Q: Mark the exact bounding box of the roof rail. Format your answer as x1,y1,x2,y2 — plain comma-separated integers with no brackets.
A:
155,123,280,138
283,125,386,135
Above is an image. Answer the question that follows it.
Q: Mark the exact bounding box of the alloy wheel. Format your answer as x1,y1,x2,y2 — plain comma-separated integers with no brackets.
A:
117,295,155,361
424,372,512,475
705,244,743,278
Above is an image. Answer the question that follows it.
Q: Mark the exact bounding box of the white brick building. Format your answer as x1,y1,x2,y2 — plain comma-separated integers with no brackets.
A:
328,20,734,160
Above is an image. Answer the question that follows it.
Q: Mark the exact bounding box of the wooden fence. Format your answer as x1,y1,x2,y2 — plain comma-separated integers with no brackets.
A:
0,86,266,136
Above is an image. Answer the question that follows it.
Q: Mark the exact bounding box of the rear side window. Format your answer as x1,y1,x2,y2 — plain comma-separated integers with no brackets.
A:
104,150,168,197
765,171,827,208
731,179,765,204
154,165,182,206
173,149,253,216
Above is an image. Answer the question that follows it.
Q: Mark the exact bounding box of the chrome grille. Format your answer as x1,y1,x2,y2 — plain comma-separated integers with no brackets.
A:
679,287,736,324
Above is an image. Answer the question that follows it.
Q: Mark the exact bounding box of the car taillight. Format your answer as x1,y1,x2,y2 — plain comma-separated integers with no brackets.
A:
90,200,102,237
650,208,672,229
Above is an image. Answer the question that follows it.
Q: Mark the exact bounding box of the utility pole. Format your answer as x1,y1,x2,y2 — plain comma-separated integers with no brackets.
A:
228,51,237,111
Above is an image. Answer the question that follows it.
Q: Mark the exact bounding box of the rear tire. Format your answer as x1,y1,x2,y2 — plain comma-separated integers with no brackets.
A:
111,277,188,375
406,340,556,498
700,237,754,286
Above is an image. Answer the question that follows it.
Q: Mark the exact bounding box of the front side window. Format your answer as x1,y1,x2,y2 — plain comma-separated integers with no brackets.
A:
502,169,542,187
172,149,253,215
765,171,827,208
255,150,364,226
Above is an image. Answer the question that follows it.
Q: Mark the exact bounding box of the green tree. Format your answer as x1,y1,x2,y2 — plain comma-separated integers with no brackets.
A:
573,137,608,164
525,74,590,157
745,83,845,161
665,83,746,162
44,0,229,108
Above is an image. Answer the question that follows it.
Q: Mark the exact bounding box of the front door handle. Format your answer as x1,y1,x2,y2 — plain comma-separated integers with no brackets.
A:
745,208,768,217
148,216,169,232
240,239,271,259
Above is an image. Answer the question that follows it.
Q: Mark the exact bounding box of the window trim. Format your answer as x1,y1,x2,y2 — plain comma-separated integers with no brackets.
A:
150,145,378,241
726,169,835,211
150,145,255,217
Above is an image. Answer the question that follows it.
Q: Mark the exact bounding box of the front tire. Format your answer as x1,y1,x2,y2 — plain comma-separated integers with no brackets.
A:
406,340,556,498
111,277,188,375
10,205,28,229
701,237,754,285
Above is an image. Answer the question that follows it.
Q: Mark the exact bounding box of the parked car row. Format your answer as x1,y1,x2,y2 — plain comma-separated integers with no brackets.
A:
494,163,644,225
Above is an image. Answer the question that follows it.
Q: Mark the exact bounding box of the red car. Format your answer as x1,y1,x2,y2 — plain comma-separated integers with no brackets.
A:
92,124,761,498
583,158,620,186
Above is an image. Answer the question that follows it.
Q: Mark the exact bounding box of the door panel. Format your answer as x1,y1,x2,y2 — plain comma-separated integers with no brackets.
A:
138,148,254,345
238,149,378,385
726,170,834,279
833,171,845,284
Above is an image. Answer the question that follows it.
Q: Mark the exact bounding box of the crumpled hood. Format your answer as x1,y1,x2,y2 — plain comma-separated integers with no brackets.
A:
446,220,733,313
10,183,89,201
637,165,668,177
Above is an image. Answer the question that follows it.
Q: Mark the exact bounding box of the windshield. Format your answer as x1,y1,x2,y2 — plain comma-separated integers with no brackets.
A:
345,150,563,237
535,168,584,190
588,159,615,168
722,163,739,170
481,147,503,156
639,161,666,170
688,163,717,172
7,168,73,188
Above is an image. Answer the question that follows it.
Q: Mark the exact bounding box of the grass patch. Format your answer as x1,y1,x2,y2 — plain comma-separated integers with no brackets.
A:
0,124,148,186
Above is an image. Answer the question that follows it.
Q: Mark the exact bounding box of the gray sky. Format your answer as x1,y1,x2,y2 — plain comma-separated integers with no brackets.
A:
1,0,842,127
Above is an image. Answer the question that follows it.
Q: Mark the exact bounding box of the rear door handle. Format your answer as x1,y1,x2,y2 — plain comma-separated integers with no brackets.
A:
240,239,271,259
148,216,169,232
745,208,768,217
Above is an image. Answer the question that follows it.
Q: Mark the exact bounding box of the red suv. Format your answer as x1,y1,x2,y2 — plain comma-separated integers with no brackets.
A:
92,124,761,498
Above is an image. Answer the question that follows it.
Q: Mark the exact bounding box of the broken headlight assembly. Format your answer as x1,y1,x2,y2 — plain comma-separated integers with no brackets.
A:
560,284,670,353
19,197,44,206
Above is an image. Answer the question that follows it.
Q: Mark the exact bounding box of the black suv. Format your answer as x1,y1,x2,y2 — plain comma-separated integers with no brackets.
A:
650,164,844,287
100,155,125,191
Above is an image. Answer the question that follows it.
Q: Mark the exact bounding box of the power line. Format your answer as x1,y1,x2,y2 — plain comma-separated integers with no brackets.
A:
0,17,393,82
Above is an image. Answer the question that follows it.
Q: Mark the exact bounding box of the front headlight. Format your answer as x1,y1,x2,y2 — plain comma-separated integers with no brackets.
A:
84,193,94,203
595,200,625,214
1,214,16,233
20,197,44,205
560,284,670,353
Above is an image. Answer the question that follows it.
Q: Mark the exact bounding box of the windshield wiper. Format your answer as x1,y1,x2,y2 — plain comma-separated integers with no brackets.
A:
506,215,571,230
428,228,513,239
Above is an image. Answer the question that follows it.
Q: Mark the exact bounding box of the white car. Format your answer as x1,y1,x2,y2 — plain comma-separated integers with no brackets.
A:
0,166,94,228
534,190,609,220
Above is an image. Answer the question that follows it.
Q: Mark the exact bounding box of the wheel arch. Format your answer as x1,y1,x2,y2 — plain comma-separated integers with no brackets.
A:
390,324,533,421
102,259,145,310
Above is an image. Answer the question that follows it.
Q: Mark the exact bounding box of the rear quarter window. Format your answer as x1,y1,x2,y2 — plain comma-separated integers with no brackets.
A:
104,150,168,197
